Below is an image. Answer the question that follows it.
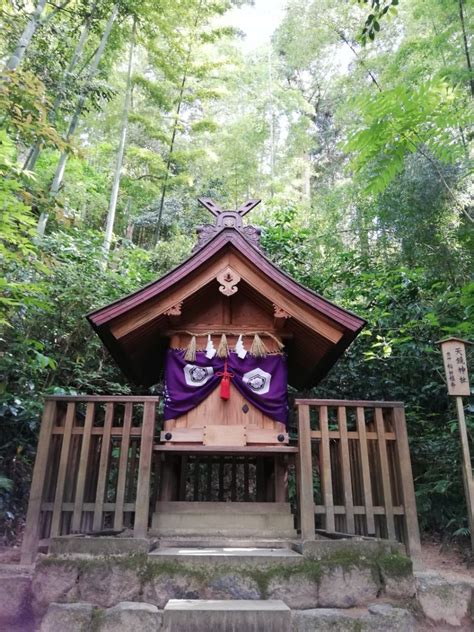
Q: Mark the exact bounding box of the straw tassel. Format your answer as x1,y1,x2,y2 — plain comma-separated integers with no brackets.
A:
250,333,268,357
217,333,229,358
184,335,197,361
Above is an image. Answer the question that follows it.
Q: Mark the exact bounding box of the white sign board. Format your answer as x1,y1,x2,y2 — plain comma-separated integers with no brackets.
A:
440,340,470,396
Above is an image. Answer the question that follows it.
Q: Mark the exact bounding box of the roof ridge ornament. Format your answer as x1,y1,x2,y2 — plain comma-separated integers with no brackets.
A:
194,197,262,251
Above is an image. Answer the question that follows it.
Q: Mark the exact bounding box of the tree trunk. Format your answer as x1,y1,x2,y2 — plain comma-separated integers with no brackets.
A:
5,0,47,71
37,4,119,236
458,0,474,98
24,2,97,172
102,19,136,264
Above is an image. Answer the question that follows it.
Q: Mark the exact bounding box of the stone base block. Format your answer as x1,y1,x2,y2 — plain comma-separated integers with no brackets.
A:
416,572,474,627
40,602,94,632
99,601,162,632
49,536,150,556
163,599,291,631
293,603,416,632
0,572,33,625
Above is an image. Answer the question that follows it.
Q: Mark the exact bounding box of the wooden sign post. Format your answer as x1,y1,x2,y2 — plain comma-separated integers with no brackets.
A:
437,337,473,552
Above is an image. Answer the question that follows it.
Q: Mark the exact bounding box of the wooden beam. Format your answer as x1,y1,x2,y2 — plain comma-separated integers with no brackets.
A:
375,408,396,540
295,399,405,408
71,402,95,532
320,405,335,532
356,407,375,535
50,402,75,537
393,406,422,558
237,199,261,216
297,404,315,540
21,400,57,563
92,403,114,531
134,401,156,536
197,197,223,217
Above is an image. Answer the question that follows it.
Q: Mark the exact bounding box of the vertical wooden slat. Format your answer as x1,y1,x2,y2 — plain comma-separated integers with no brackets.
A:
356,407,375,535
231,457,237,502
218,458,224,501
21,400,57,563
193,456,200,501
114,402,132,530
320,405,335,532
375,407,396,540
274,455,287,502
338,407,355,533
244,458,249,502
134,400,155,537
72,402,95,532
393,407,421,558
179,456,188,501
206,457,212,501
92,403,114,531
256,459,265,501
50,403,75,537
297,404,315,540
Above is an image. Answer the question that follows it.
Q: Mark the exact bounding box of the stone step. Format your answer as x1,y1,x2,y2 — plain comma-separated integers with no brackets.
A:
155,501,292,514
157,536,296,549
152,511,295,532
163,599,291,631
151,526,298,538
149,547,303,567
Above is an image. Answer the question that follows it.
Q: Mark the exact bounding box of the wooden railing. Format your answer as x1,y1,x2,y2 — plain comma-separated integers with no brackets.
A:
295,399,421,558
21,395,158,563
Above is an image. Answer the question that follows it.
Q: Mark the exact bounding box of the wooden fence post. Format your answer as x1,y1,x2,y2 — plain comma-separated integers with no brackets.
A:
134,401,156,537
393,406,422,558
297,404,315,540
21,400,56,564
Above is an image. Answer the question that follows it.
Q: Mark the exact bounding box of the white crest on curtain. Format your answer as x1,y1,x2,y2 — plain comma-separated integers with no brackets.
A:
184,364,214,387
242,368,271,394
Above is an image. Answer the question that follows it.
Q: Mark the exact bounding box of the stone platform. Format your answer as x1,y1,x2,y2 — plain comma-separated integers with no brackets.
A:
2,538,473,630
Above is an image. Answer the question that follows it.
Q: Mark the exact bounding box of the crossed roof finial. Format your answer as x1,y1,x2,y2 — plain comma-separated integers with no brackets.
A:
194,197,262,251
198,197,261,218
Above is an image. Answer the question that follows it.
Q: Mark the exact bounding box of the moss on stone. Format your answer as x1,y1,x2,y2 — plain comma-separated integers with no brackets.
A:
36,547,414,603
377,552,413,578
89,607,104,632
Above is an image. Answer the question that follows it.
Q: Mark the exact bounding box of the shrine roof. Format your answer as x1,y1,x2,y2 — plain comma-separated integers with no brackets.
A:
87,201,366,388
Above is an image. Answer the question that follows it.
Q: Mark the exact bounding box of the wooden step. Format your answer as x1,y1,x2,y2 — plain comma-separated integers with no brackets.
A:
151,527,298,538
155,501,292,514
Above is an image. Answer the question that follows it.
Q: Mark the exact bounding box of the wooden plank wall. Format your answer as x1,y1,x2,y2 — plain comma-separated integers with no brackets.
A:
295,399,421,558
21,395,159,564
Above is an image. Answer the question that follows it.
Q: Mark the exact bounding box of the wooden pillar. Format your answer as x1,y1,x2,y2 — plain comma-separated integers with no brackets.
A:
256,458,266,502
21,400,57,564
264,457,274,502
392,407,421,559
160,455,179,501
455,396,474,554
297,404,315,540
274,455,288,502
134,401,155,537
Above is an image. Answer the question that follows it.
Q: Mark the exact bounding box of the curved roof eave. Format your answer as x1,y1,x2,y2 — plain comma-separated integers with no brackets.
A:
87,228,366,335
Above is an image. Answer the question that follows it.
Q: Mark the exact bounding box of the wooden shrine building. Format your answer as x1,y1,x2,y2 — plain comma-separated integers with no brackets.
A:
21,198,421,563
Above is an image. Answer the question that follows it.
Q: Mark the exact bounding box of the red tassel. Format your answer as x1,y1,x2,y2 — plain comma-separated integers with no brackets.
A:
220,374,231,400
218,360,233,400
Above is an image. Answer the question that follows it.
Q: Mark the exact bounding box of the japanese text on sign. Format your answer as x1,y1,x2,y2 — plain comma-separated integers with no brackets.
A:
440,341,471,396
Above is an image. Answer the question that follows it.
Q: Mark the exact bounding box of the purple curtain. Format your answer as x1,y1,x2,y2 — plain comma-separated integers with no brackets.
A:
163,349,288,426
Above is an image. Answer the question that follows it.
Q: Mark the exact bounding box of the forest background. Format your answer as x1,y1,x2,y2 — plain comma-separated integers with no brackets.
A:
0,0,472,551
